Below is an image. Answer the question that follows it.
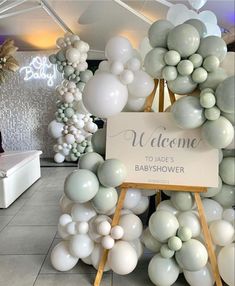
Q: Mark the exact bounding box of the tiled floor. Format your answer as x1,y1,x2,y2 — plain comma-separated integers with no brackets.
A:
0,167,193,286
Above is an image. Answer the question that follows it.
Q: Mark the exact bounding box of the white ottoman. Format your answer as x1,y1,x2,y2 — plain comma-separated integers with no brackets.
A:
0,150,42,208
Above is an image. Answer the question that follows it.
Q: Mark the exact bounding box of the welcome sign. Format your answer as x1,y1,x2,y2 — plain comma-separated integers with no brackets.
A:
106,113,218,187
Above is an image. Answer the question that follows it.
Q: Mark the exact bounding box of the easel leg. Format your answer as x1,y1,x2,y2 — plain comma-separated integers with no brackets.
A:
159,79,165,112
194,193,223,286
155,190,161,206
94,188,128,286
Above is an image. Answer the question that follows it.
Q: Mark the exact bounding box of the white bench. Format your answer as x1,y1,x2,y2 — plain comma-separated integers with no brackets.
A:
0,150,42,208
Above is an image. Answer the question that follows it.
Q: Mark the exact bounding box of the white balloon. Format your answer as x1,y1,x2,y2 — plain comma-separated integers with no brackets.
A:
126,57,141,72
83,73,128,118
97,220,111,236
128,70,154,98
218,244,235,286
110,225,124,240
223,208,235,223
54,153,65,163
198,10,217,25
119,70,134,85
51,241,78,271
142,227,162,253
105,36,133,63
108,241,138,275
57,224,70,240
71,202,96,222
65,134,75,144
202,199,223,223
188,0,207,10
119,214,143,241
184,263,214,286
48,120,64,139
124,97,146,112
76,221,89,234
110,61,124,75
167,4,188,25
69,234,94,258
139,37,152,61
209,220,234,246
88,215,112,243
204,22,221,37
123,189,142,209
156,200,178,216
177,211,201,237
131,196,149,214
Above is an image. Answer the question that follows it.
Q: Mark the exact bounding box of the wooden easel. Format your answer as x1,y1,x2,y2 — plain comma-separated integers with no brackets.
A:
94,79,223,286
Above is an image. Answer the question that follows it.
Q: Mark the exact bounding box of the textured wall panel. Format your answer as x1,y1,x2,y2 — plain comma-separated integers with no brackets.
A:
0,51,62,158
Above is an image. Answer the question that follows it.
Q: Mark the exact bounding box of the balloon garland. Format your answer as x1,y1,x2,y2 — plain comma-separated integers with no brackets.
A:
48,33,98,163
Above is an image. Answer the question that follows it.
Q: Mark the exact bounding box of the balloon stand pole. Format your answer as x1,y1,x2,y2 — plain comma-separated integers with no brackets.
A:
93,79,222,286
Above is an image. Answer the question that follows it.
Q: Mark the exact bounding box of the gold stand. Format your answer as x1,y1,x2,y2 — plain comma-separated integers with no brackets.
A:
94,79,222,286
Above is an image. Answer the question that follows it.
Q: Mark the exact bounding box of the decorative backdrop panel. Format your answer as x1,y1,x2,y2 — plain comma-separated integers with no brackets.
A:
0,51,62,158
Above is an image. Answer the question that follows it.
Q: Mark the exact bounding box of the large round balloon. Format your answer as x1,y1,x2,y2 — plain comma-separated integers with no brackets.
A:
50,241,78,271
202,198,223,223
201,176,222,198
148,20,174,48
119,214,143,241
123,189,141,209
218,244,235,286
83,73,128,118
213,184,235,208
92,185,118,213
79,152,104,174
64,169,99,203
69,234,94,258
209,220,234,246
149,210,179,242
107,241,138,275
183,264,215,286
175,239,208,271
197,36,227,62
142,228,162,252
184,19,207,38
71,202,96,222
48,120,64,139
171,96,205,129
199,68,227,90
168,75,197,94
144,47,167,78
171,192,193,211
91,128,106,156
167,24,200,58
201,116,234,149
128,70,154,98
177,211,201,237
105,36,133,63
215,76,235,114
148,254,180,286
219,157,235,186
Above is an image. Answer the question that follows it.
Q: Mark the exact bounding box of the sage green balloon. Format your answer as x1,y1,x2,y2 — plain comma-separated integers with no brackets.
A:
171,192,193,211
171,96,205,129
221,111,235,125
64,169,99,203
177,227,192,242
77,82,86,92
91,128,106,156
177,60,194,76
92,185,118,213
160,244,175,258
164,50,181,66
205,106,221,121
64,107,74,118
201,116,234,148
184,19,207,38
97,159,127,187
199,68,227,91
56,50,66,61
200,92,216,108
192,67,208,83
175,239,208,271
148,19,174,48
213,184,235,208
64,66,74,77
168,75,197,95
168,236,182,251
49,54,57,64
80,70,93,83
198,36,227,62
203,55,220,72
189,54,203,68
144,47,167,78
148,254,180,286
215,76,235,114
79,152,104,174
200,88,214,95
219,157,235,185
201,176,222,197
167,24,200,58
149,210,179,242
162,66,178,81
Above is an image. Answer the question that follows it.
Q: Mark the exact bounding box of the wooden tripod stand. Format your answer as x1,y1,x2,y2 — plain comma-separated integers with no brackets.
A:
94,79,222,286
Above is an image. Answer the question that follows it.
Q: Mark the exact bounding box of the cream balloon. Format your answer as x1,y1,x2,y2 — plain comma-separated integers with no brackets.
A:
183,263,214,286
218,244,235,286
131,196,149,214
209,220,234,246
119,214,143,241
123,189,142,209
69,234,94,258
202,199,223,223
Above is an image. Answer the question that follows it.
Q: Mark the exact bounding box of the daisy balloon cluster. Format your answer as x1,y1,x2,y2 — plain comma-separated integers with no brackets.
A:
82,36,155,118
143,190,234,286
48,33,98,163
51,148,152,275
145,18,227,95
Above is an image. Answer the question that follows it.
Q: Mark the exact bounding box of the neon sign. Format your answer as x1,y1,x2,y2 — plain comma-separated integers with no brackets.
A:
20,56,57,87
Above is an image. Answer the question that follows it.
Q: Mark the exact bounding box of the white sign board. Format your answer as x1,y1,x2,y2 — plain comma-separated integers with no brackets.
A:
106,113,218,187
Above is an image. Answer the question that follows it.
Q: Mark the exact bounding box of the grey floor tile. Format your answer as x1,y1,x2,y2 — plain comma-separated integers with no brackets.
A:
25,191,62,206
0,255,44,286
0,226,56,254
19,179,44,199
0,216,13,231
9,205,61,226
41,239,97,274
0,198,26,216
34,273,111,286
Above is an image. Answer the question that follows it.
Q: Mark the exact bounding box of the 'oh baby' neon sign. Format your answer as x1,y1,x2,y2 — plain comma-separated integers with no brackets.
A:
20,56,57,87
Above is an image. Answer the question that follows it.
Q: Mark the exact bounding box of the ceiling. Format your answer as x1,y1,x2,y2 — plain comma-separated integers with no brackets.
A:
0,0,234,54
